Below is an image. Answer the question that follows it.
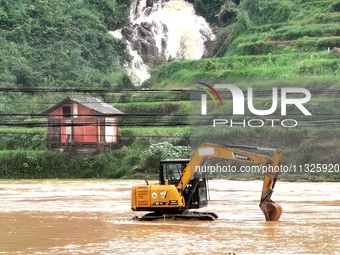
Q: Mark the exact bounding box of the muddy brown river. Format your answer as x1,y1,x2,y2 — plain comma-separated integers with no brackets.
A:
0,179,339,255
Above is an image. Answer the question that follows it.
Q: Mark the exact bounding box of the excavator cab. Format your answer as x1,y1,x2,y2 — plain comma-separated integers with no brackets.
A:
159,159,209,209
159,159,186,185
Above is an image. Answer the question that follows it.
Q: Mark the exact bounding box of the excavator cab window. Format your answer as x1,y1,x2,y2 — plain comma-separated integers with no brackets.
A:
159,159,188,185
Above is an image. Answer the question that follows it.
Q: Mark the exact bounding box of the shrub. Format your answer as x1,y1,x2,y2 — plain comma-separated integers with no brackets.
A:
140,142,190,173
328,1,340,12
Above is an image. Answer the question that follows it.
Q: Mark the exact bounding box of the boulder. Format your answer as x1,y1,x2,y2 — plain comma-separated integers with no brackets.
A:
331,47,340,53
146,0,154,7
121,22,160,64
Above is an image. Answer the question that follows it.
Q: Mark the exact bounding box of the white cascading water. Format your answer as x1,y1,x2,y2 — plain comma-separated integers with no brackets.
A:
110,0,215,85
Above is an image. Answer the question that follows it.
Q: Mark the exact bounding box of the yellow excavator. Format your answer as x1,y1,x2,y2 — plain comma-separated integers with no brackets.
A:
131,143,283,221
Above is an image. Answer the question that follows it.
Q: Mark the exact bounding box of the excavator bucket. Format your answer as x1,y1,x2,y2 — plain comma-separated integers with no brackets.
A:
260,201,282,221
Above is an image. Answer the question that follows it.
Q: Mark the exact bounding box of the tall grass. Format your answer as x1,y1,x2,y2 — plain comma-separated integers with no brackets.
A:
150,52,340,87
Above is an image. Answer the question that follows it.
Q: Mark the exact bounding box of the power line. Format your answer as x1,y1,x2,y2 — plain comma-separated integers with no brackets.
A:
2,86,340,96
0,87,190,93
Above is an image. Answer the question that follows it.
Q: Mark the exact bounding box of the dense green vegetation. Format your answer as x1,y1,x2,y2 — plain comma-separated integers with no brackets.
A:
0,149,134,179
0,139,191,179
187,0,240,25
0,0,132,89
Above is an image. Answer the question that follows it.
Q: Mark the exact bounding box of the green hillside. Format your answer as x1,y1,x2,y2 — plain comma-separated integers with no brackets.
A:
0,0,132,89
149,0,340,88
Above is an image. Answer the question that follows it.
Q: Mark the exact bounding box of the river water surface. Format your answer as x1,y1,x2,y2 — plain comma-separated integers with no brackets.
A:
0,179,339,255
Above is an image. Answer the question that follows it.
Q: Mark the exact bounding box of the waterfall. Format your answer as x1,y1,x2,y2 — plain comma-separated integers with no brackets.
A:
110,0,215,85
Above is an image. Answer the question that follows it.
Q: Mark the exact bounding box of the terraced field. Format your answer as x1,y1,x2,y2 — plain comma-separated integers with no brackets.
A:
150,0,340,87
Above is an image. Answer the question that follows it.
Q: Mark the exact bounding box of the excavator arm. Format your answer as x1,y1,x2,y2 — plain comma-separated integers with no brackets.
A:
177,143,283,221
259,148,283,221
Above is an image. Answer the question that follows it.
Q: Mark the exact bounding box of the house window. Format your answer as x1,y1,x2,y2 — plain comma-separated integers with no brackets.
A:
62,105,72,118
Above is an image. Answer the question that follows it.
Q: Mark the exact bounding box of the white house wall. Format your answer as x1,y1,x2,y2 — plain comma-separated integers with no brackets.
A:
105,117,117,143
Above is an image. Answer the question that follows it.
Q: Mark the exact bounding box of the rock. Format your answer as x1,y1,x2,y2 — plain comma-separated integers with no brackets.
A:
331,47,340,53
146,0,154,7
121,21,161,64
121,26,134,41
141,22,152,32
138,23,153,38
217,1,237,25
132,165,145,173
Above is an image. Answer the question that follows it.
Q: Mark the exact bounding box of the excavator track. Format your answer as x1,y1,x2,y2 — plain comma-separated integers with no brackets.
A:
133,211,219,221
